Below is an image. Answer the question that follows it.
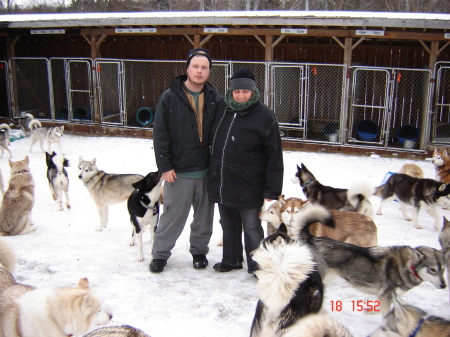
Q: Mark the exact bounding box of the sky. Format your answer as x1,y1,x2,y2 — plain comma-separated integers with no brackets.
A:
1,133,449,337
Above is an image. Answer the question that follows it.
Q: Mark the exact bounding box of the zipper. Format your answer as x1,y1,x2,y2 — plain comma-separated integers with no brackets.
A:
219,112,237,204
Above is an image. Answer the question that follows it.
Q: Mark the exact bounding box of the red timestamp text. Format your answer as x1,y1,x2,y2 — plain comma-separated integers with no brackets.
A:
330,300,381,312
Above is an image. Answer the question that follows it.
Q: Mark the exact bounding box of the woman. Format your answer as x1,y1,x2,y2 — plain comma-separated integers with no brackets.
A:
208,68,284,274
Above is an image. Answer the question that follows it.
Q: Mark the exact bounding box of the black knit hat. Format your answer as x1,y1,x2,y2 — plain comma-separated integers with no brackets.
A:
186,48,212,68
229,68,256,91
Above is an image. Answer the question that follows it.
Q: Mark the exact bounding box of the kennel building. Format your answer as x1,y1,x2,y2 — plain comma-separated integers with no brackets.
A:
0,11,449,155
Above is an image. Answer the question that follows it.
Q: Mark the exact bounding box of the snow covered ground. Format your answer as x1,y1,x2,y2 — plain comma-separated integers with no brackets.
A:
1,133,449,337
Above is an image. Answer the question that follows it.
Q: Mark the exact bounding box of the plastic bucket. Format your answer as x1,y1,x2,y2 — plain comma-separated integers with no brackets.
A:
356,119,378,141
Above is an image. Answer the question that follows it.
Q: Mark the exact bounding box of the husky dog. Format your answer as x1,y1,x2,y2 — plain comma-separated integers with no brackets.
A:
375,173,450,230
10,112,34,133
259,198,285,236
29,119,64,154
432,148,450,184
282,314,354,337
127,171,162,261
0,157,36,236
0,123,11,159
292,163,374,218
83,325,151,337
0,269,112,337
278,197,377,247
0,238,16,274
0,169,4,197
439,216,450,316
46,151,70,211
289,205,446,315
78,156,143,231
250,229,323,337
399,163,424,179
368,297,450,337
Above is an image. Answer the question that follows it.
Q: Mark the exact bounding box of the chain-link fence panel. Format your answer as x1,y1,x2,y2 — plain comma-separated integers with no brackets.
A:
270,64,305,139
388,69,431,150
349,68,389,146
0,62,9,118
434,62,450,144
122,60,185,128
68,60,93,122
305,64,346,143
50,58,93,121
9,58,51,120
96,60,121,124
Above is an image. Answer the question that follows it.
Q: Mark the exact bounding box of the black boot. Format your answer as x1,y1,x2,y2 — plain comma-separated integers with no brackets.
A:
149,259,167,273
193,254,208,269
213,262,243,272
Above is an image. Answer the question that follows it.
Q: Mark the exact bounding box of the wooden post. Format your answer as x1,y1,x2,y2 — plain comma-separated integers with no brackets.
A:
265,35,273,62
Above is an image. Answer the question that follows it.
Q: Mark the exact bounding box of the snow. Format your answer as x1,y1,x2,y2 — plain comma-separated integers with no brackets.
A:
1,133,449,337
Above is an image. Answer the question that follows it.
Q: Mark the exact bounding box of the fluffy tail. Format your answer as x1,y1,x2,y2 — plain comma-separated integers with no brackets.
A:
253,239,316,312
53,154,70,170
282,314,354,337
0,237,16,274
24,113,34,120
29,119,42,130
294,205,335,241
347,181,375,207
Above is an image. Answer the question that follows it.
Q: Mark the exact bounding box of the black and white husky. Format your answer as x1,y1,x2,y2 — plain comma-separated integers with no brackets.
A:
375,173,450,230
127,171,162,262
249,226,324,337
46,151,70,211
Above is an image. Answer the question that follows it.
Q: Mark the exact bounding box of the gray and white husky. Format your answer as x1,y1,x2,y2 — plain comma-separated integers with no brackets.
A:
78,156,143,231
375,173,450,230
292,163,374,218
368,297,450,337
289,205,446,316
46,151,70,211
29,119,65,154
0,123,11,159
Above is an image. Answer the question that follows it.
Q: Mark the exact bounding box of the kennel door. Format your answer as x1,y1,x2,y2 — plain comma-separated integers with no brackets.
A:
348,67,390,145
434,64,450,145
96,61,123,125
67,60,93,122
270,64,306,139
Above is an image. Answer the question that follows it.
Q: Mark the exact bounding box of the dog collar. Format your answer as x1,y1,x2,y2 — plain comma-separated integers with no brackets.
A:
14,170,28,174
410,264,422,280
409,318,424,337
303,178,315,187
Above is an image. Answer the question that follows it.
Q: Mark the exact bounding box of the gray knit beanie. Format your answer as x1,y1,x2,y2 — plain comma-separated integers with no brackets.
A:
229,68,256,91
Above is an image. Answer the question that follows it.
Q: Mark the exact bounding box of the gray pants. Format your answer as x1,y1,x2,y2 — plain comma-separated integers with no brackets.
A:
151,176,214,261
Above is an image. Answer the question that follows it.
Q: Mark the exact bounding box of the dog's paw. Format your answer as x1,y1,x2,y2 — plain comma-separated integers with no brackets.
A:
405,217,412,221
413,224,422,229
66,204,71,210
138,256,144,262
95,227,103,232
376,211,382,215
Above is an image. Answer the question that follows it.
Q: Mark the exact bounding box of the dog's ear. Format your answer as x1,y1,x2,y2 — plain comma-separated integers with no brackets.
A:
77,278,90,288
24,156,29,164
438,183,446,192
278,223,288,234
132,178,144,189
79,156,83,164
278,196,287,207
91,158,96,165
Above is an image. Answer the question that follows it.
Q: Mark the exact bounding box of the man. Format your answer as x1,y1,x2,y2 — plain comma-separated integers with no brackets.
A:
150,48,223,273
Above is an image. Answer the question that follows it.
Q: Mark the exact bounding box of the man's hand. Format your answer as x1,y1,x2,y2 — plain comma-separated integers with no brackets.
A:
162,170,177,183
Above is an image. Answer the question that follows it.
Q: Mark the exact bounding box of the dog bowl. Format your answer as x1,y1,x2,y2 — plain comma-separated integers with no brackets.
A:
356,119,379,141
